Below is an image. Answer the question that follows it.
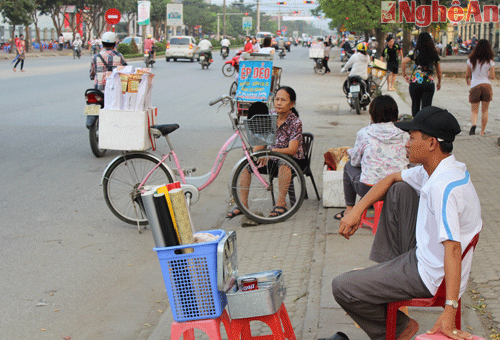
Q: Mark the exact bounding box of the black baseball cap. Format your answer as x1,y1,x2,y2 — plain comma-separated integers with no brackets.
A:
395,106,461,142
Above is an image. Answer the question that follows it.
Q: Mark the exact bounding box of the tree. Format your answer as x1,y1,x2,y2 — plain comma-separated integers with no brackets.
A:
115,0,137,36
183,0,216,36
1,0,35,52
150,0,170,39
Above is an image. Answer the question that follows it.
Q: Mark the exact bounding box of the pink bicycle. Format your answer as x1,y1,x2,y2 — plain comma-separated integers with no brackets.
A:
101,95,306,225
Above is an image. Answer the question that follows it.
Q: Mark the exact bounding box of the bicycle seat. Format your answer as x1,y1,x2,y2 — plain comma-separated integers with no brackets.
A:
150,124,179,136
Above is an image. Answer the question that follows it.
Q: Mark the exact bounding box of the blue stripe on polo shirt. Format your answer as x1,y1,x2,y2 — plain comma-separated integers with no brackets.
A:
442,171,470,240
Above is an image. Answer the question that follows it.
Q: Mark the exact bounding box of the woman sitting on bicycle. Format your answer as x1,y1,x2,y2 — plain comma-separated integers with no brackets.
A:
227,86,306,219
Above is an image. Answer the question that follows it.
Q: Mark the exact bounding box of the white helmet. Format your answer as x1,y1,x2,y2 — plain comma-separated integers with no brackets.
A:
101,31,116,44
371,36,376,41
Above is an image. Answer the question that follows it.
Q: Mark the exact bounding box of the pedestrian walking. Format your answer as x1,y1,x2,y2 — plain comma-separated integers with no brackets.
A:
465,39,495,136
381,35,403,91
401,32,442,116
323,41,331,73
58,34,64,51
13,35,26,72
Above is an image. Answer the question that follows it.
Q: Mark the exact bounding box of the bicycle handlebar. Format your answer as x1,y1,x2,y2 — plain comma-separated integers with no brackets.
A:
209,95,235,112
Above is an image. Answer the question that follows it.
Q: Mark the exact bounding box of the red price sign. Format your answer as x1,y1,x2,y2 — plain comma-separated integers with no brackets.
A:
105,8,121,26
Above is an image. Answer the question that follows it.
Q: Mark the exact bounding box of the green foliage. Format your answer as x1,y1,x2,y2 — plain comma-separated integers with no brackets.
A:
1,0,35,26
117,43,131,55
129,38,139,54
318,0,380,32
155,41,166,52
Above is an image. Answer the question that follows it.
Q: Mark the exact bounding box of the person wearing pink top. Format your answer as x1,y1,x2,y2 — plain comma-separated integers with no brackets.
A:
334,95,409,220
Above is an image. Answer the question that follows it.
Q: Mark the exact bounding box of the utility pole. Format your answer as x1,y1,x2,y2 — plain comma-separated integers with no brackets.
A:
223,0,226,37
256,0,260,33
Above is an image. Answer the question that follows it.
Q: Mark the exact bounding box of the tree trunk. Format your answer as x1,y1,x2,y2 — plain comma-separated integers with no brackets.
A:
10,24,16,54
25,26,30,53
32,13,43,53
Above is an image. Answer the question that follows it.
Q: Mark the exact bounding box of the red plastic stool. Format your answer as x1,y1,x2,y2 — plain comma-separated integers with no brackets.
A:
359,201,384,235
231,303,296,340
170,309,232,340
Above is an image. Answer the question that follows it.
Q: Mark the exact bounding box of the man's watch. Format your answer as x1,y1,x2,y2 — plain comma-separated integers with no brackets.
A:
445,300,459,308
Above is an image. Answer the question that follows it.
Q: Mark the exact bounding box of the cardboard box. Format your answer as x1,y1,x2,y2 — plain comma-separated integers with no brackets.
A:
322,165,346,208
99,107,157,151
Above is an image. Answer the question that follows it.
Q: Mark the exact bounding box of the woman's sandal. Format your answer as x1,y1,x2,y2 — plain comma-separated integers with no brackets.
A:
269,206,288,217
226,207,243,219
334,210,345,220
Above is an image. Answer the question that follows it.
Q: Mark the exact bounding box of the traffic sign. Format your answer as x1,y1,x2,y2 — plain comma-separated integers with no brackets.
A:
277,30,281,36
105,8,121,26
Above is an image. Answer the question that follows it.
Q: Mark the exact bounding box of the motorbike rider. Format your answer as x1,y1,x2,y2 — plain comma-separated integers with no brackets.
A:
221,36,230,55
368,36,378,50
341,42,370,85
89,31,127,91
277,36,286,56
90,36,99,55
244,35,253,52
197,38,213,61
341,39,354,56
144,34,156,62
73,35,83,55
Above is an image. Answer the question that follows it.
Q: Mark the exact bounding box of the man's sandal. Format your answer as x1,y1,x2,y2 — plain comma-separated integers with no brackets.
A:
226,207,243,219
269,206,288,217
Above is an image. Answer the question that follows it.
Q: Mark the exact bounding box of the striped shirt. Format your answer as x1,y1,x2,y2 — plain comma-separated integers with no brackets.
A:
90,49,127,90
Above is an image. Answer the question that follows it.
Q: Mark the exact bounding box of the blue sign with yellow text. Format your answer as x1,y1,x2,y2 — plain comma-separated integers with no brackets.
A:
235,60,273,102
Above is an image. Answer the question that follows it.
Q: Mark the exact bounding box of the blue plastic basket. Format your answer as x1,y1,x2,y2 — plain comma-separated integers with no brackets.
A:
154,229,227,322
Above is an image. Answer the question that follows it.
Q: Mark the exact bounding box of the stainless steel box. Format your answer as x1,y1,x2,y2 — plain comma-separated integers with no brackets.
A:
226,272,286,319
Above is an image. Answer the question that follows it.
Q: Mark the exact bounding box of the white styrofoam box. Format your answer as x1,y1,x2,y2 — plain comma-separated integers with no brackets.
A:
309,48,324,59
322,165,346,208
99,107,157,151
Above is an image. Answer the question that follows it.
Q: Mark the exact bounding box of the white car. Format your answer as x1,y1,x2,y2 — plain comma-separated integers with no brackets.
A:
256,31,273,44
166,36,200,62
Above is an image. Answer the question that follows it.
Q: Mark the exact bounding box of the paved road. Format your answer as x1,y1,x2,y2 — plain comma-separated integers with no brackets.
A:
0,50,263,339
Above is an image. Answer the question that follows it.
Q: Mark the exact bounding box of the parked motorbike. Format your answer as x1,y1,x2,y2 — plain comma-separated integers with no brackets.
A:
84,89,106,157
144,46,156,68
221,46,229,59
222,50,242,77
200,51,212,69
342,75,371,115
73,46,81,59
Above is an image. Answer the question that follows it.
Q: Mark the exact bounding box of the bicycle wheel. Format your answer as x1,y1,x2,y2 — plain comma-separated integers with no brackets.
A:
222,64,235,77
103,153,174,225
231,151,306,224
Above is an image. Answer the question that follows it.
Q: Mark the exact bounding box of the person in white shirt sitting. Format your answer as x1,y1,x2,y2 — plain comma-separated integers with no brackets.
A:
197,38,213,60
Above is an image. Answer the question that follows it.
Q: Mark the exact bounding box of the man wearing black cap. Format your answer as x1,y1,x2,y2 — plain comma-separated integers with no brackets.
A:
322,107,482,340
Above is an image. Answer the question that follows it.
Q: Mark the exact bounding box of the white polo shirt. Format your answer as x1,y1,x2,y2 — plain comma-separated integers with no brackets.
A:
401,155,482,297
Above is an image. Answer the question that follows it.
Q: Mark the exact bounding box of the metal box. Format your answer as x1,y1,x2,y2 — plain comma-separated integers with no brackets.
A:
226,270,286,319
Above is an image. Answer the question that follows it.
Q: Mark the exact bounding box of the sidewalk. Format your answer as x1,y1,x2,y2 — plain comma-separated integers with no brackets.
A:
148,65,499,339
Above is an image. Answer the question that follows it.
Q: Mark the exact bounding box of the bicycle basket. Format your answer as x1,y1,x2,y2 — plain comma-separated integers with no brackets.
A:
243,114,277,146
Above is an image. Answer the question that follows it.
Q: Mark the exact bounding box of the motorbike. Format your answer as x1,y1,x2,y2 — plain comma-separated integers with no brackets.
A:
144,46,156,68
73,46,81,59
84,88,106,157
222,50,242,77
342,75,371,115
278,48,285,59
313,58,325,74
370,49,377,61
221,46,229,59
340,49,352,62
200,51,212,69
458,43,472,55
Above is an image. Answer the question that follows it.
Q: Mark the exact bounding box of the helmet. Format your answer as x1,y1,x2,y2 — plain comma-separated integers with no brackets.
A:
356,43,367,52
371,36,376,41
101,31,116,44
147,34,152,39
